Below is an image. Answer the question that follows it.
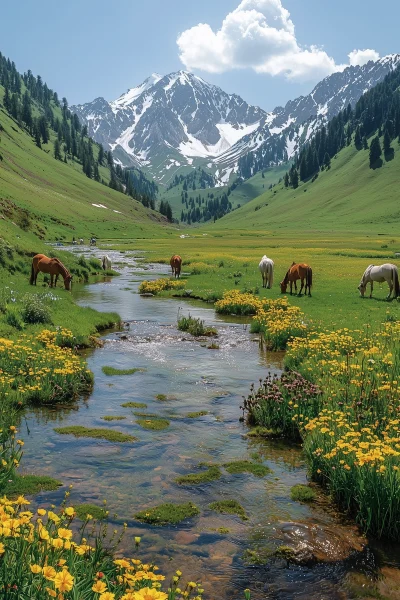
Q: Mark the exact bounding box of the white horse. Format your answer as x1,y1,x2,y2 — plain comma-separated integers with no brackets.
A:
259,255,274,289
102,255,112,271
79,238,84,245
358,264,400,299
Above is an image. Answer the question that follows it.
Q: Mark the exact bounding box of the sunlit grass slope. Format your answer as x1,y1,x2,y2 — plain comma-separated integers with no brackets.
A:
0,100,170,242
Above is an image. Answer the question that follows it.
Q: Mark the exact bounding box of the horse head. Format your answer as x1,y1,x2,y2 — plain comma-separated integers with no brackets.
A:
64,275,73,291
280,270,289,293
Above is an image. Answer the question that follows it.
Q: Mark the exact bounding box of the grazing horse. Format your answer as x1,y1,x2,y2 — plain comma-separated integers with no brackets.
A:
170,255,182,278
30,254,72,290
358,264,400,300
90,238,97,246
102,255,112,271
79,238,84,245
280,262,313,296
258,255,274,289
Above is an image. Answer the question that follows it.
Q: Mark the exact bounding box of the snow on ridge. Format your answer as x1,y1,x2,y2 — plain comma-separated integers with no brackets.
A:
178,121,260,159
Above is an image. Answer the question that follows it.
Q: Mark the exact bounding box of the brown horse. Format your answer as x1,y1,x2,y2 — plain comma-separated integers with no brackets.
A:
30,254,73,290
170,255,182,278
280,262,313,296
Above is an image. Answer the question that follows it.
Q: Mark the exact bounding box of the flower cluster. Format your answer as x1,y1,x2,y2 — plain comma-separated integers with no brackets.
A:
0,496,204,600
253,300,308,350
215,290,288,316
0,329,93,406
138,279,186,295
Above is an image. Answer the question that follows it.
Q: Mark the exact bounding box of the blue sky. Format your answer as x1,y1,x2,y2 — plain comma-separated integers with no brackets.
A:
2,0,400,111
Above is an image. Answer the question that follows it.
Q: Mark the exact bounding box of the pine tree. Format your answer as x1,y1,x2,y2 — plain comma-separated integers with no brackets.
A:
291,169,299,189
54,139,62,160
284,173,289,188
98,144,104,165
3,86,11,112
383,129,391,154
354,126,362,150
299,155,308,181
166,202,173,222
22,91,33,131
362,136,369,150
323,152,331,169
369,136,382,167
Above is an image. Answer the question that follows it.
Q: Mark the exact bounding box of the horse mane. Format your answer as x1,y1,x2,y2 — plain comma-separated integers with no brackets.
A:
283,270,290,285
52,257,70,278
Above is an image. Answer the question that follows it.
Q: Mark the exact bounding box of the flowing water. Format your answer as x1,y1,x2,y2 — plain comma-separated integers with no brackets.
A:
20,247,400,599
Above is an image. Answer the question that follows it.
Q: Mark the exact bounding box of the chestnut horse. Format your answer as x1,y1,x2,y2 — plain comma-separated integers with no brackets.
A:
170,255,182,278
30,254,72,290
280,262,313,296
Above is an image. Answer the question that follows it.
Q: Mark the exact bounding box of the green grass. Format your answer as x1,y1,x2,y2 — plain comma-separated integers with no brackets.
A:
75,504,108,521
3,474,62,497
155,394,167,401
209,499,248,521
134,502,200,526
186,411,208,418
290,484,317,503
101,416,126,421
102,366,145,376
54,426,136,443
177,315,217,337
120,402,147,409
223,460,271,477
135,418,170,431
175,465,221,485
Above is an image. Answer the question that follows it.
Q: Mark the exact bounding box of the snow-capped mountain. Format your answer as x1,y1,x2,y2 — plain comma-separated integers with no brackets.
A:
72,55,400,185
72,71,265,182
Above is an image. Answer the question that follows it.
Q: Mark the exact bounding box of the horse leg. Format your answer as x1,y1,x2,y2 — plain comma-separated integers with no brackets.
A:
370,281,373,298
387,281,393,300
299,278,304,296
289,281,292,295
55,274,59,287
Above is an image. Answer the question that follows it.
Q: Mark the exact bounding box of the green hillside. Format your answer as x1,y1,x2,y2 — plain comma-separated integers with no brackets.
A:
212,141,400,234
0,97,171,243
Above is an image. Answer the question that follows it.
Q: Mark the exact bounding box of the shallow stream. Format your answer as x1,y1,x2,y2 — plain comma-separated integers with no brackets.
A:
20,247,400,599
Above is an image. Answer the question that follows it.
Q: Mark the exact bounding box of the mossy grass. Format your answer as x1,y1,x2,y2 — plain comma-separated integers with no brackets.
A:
177,314,217,337
101,415,126,421
207,343,220,349
134,502,200,526
209,500,248,520
274,545,297,559
133,412,160,418
75,503,108,521
186,411,208,418
247,426,283,438
135,418,170,431
4,474,62,497
102,366,146,376
121,402,147,409
223,460,271,477
155,394,167,401
290,484,317,502
54,426,137,443
175,465,221,485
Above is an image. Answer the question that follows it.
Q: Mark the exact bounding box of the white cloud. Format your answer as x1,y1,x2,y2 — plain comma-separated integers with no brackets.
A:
177,0,379,82
348,49,380,67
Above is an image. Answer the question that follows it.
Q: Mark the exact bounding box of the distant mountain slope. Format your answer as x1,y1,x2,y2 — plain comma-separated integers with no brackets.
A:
73,56,400,185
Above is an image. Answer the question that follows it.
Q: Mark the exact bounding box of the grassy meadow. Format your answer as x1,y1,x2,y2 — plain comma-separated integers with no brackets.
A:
123,230,400,329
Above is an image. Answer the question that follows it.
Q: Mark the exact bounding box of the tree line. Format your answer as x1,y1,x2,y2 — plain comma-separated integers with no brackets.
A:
0,52,164,217
284,65,400,189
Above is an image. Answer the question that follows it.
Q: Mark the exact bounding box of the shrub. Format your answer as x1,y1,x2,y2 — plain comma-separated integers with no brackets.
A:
177,315,217,337
4,307,24,330
290,484,316,502
139,278,186,295
21,293,52,324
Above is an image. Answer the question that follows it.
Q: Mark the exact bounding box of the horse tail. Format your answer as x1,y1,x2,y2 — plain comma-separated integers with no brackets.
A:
307,266,313,290
268,261,274,288
30,261,35,285
393,266,400,298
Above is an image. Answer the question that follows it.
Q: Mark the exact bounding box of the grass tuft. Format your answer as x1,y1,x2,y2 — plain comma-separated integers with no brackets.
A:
290,484,317,503
134,502,200,525
121,402,147,409
223,460,271,477
175,465,221,485
102,366,145,376
101,415,126,421
186,411,208,418
4,475,62,498
135,418,169,431
75,504,108,521
209,499,248,520
54,426,137,443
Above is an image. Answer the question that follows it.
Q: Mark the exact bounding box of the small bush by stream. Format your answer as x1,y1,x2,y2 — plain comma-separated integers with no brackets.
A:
177,315,217,337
